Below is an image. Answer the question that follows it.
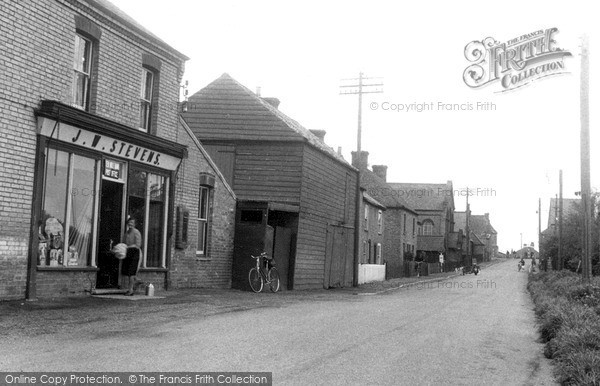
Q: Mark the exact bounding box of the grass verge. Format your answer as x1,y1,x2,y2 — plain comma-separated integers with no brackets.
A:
528,270,600,385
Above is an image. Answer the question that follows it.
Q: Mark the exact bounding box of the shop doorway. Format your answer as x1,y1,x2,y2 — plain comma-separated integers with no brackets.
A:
96,179,124,288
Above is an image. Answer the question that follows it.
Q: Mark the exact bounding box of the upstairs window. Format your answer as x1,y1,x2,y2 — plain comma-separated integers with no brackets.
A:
140,68,154,131
423,220,434,236
377,210,383,234
72,34,92,110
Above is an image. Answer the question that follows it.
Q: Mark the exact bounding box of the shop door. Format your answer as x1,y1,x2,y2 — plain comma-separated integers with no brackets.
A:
96,179,124,288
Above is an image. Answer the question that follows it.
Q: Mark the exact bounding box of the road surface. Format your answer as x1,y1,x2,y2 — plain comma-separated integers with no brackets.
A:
1,260,555,385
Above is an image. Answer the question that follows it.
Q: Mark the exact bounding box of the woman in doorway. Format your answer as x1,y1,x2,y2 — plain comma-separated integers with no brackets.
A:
123,217,142,296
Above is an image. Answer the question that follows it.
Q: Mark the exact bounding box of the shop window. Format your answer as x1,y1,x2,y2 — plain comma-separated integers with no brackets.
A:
72,34,93,110
197,186,210,255
39,149,98,267
127,167,168,268
139,68,154,131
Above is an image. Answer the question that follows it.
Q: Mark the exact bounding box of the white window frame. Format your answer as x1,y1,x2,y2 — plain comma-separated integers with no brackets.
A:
377,210,383,234
197,186,210,256
140,68,154,132
72,34,92,110
423,220,434,236
364,205,369,230
376,243,382,264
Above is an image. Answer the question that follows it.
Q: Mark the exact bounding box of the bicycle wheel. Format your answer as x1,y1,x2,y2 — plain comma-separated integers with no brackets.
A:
268,267,280,292
248,268,263,293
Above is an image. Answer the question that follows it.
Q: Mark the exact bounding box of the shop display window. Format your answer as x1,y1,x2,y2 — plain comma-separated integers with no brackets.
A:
39,149,97,267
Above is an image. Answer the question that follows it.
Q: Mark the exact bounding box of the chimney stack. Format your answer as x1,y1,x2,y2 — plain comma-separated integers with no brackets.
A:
372,165,388,182
351,151,369,170
263,97,280,109
309,129,326,142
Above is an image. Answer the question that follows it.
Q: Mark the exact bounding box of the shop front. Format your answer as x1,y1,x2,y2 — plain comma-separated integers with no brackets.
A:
28,101,187,298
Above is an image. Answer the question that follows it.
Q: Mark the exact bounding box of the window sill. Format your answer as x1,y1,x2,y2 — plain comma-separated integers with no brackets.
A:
37,266,98,272
139,267,168,273
196,255,211,262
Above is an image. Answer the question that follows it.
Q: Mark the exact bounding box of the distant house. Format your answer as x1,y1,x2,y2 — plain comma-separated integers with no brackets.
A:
454,211,498,262
516,246,539,260
182,73,358,290
352,151,418,281
386,182,457,265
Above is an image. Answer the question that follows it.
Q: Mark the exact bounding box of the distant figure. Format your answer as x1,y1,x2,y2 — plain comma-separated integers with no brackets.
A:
439,252,444,272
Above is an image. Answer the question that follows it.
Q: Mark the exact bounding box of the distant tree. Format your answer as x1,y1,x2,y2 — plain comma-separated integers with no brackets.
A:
541,194,600,274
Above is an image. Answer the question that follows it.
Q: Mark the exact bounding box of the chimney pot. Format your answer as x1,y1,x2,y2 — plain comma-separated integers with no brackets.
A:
309,129,326,142
372,165,388,182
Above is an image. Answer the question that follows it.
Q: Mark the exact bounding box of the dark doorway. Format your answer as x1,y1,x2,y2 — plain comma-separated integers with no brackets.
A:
96,179,124,289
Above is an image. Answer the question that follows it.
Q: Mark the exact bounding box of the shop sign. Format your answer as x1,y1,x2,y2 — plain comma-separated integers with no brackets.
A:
37,117,181,170
104,159,124,180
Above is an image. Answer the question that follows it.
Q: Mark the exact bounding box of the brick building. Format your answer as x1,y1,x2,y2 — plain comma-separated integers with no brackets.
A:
386,181,458,264
0,0,235,300
353,152,418,279
454,211,498,262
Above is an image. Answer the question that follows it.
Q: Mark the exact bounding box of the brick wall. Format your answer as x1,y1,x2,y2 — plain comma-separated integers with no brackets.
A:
0,0,186,299
169,121,236,289
358,200,385,264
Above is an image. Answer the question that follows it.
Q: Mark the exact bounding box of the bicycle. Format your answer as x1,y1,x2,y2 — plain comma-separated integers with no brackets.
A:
248,252,280,293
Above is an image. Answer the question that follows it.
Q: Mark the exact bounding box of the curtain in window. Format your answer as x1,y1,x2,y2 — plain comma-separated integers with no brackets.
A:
67,155,95,266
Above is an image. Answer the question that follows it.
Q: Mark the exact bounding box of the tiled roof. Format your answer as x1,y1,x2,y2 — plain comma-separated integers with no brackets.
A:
361,169,416,213
386,182,453,211
182,73,353,168
455,211,497,237
363,191,386,210
87,0,188,60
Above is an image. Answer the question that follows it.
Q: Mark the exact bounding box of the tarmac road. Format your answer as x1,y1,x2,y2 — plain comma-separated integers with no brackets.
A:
0,259,555,385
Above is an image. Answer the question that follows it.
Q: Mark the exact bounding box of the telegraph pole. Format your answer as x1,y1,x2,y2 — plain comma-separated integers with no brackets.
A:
580,35,592,283
558,170,563,270
539,198,542,264
341,73,382,288
466,188,471,266
340,72,383,152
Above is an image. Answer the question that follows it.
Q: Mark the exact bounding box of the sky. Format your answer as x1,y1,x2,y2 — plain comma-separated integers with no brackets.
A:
114,0,598,252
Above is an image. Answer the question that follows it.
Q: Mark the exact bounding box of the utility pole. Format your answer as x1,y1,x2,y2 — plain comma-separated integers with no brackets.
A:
580,34,592,283
558,170,563,270
466,188,471,266
340,72,383,152
539,198,542,264
340,73,382,288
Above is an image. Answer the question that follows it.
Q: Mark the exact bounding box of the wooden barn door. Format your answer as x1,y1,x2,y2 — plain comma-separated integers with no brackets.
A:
273,226,292,290
324,225,354,288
